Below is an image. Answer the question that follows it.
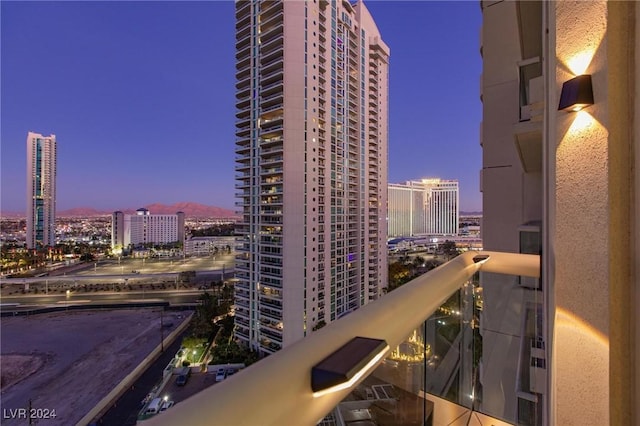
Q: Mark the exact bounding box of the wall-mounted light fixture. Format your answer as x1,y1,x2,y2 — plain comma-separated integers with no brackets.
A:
311,337,389,397
558,74,594,112
473,254,491,264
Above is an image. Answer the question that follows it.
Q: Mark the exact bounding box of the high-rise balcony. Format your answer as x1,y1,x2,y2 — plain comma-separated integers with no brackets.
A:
235,102,251,118
236,96,250,111
260,78,283,95
260,191,283,202
235,31,251,51
235,46,250,63
235,327,250,341
260,155,283,168
236,134,250,146
260,166,283,177
235,18,251,38
259,0,282,16
260,135,283,147
235,144,251,157
259,308,282,322
260,326,283,342
235,317,250,329
235,163,250,174
261,66,283,82
260,183,283,194
259,3,283,27
260,116,283,132
149,252,539,426
234,0,251,19
235,80,251,96
259,235,283,246
260,33,283,55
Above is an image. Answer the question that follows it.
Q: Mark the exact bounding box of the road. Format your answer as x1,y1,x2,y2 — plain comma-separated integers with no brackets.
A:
0,289,216,309
1,253,237,286
97,327,190,426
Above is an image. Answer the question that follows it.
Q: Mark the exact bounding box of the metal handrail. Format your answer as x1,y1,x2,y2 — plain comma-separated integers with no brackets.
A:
146,251,539,426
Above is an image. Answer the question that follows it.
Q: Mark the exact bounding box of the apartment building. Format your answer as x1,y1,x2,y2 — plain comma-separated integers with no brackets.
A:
234,0,389,355
388,178,459,237
111,208,185,249
26,131,57,249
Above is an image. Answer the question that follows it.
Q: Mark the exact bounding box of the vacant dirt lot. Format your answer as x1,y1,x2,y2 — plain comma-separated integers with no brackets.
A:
0,309,188,426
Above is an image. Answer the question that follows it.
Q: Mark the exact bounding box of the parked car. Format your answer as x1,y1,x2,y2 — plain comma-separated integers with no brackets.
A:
215,368,226,382
159,400,174,413
176,368,191,386
144,398,163,415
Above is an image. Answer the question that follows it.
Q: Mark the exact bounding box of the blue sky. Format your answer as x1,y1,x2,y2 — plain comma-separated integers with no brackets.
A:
1,1,482,213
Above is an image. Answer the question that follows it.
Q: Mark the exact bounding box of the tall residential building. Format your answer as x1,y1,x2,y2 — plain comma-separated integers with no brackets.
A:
111,208,185,249
388,178,459,237
234,0,389,355
480,1,638,425
26,132,57,249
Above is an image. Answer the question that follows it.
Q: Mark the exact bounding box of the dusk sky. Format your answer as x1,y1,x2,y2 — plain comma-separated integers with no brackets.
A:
1,1,482,213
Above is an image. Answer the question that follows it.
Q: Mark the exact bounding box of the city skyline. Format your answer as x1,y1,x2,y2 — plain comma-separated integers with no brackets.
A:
1,1,482,212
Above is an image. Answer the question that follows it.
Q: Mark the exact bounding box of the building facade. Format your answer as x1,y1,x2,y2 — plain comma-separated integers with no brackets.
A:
388,179,459,237
234,0,389,355
111,209,185,249
26,132,57,249
481,1,639,425
184,236,236,257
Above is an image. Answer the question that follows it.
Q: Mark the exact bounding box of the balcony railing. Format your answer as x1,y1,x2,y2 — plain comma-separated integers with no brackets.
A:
146,251,539,426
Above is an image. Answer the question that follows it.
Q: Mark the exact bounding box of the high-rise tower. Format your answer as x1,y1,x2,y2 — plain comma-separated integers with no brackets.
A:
388,178,459,237
26,131,57,249
234,0,389,355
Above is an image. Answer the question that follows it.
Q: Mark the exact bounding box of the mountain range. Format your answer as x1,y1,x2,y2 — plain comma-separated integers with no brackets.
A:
1,202,238,219
2,204,481,219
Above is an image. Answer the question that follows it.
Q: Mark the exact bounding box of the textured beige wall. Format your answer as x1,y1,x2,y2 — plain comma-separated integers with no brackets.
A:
553,1,610,425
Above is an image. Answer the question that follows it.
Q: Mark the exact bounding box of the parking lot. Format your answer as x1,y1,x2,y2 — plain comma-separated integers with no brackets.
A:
0,309,189,426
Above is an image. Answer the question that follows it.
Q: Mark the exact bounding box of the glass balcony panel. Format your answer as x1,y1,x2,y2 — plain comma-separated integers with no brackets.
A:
319,273,535,426
518,59,543,122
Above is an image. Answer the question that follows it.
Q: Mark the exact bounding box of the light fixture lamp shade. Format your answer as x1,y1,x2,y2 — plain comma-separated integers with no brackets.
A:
558,74,594,112
311,336,388,395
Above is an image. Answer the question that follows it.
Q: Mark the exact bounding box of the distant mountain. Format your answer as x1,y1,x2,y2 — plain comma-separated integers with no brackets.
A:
142,202,237,218
58,207,107,217
0,211,24,219
460,211,482,216
2,203,238,219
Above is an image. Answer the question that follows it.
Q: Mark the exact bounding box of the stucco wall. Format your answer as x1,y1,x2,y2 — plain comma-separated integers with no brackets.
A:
553,1,609,425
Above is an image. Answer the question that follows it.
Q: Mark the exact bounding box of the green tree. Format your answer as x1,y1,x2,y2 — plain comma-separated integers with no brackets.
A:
440,240,460,260
387,261,411,292
190,292,220,338
412,256,425,269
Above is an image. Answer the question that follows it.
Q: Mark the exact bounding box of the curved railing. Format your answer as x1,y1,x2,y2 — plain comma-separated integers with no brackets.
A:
145,251,539,426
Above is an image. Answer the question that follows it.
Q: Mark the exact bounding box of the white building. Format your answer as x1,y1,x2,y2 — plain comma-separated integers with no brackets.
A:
184,236,235,257
388,178,459,237
111,208,185,249
234,0,389,355
26,132,57,249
